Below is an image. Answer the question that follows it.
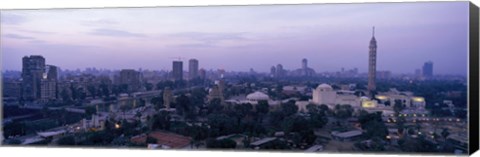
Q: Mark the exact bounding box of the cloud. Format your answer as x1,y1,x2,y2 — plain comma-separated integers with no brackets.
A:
167,32,248,45
82,19,118,26
17,29,54,35
169,43,216,49
0,13,27,25
89,28,146,37
3,33,34,40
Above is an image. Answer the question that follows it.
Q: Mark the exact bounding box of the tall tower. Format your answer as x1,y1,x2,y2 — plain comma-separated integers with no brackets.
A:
302,58,308,69
188,59,199,80
368,27,377,96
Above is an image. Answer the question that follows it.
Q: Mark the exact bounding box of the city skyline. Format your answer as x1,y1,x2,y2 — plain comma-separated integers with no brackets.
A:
1,2,469,75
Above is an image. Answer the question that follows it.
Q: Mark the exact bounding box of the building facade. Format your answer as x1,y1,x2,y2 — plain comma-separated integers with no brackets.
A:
188,59,199,80
119,69,142,92
22,55,46,101
172,61,183,81
40,65,58,102
422,61,433,78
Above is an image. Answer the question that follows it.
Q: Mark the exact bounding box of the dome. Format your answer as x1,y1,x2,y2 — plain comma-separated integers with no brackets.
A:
316,84,333,91
360,96,370,101
246,91,270,101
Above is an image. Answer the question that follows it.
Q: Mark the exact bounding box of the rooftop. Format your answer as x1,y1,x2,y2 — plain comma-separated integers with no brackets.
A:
331,130,363,138
251,137,277,146
131,131,192,149
305,144,324,152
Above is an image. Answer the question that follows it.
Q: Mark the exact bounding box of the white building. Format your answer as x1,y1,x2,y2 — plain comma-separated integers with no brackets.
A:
312,84,336,105
246,91,270,102
311,84,361,108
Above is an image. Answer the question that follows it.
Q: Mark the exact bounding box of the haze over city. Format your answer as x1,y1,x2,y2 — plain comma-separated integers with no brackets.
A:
1,2,468,75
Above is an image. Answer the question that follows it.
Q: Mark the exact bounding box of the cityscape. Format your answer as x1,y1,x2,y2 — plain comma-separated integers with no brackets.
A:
1,2,470,155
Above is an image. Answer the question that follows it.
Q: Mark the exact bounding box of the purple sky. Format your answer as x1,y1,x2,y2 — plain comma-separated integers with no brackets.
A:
0,2,469,75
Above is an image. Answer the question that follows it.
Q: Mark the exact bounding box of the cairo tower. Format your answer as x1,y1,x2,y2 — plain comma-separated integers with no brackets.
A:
368,27,377,96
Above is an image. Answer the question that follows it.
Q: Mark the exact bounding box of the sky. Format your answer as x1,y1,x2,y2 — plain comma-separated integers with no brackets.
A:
0,2,469,75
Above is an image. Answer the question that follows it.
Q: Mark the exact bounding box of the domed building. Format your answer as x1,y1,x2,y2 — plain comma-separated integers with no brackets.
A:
312,83,337,105
246,91,270,102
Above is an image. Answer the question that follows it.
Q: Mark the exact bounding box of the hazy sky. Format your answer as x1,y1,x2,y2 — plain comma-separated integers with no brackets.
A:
0,2,469,75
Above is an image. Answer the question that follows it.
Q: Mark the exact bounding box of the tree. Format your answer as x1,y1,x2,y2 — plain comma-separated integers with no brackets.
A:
207,113,236,137
281,100,298,117
85,106,97,118
256,100,269,123
150,96,164,111
190,87,207,106
306,104,328,128
393,99,405,115
208,98,224,114
100,83,110,98
135,111,142,120
306,103,319,114
137,98,146,108
206,139,237,149
87,85,97,98
358,111,388,139
60,88,71,102
334,104,353,119
396,116,406,137
41,106,49,118
150,111,171,131
145,83,154,91
119,103,130,119
3,121,26,137
310,112,328,129
146,136,158,144
175,94,193,118
257,100,270,114
282,115,313,141
441,128,450,140
57,135,76,145
232,103,253,124
269,111,285,128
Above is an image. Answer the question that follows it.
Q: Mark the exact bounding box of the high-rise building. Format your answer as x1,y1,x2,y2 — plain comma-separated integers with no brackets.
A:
368,27,377,96
188,59,199,80
422,61,433,78
415,69,422,79
40,65,58,101
172,61,183,81
275,64,284,78
22,55,46,101
302,58,308,69
199,68,206,80
377,70,391,80
119,69,142,92
163,87,173,109
270,66,276,77
208,85,224,103
298,58,315,77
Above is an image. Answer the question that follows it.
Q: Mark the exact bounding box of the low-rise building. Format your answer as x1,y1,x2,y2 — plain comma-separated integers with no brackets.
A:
130,131,192,149
331,130,363,142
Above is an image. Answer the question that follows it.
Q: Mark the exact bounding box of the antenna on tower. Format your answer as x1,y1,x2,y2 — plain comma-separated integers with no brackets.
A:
372,26,375,37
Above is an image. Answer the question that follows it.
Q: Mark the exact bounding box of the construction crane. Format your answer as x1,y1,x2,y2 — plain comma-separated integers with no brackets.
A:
170,57,186,61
